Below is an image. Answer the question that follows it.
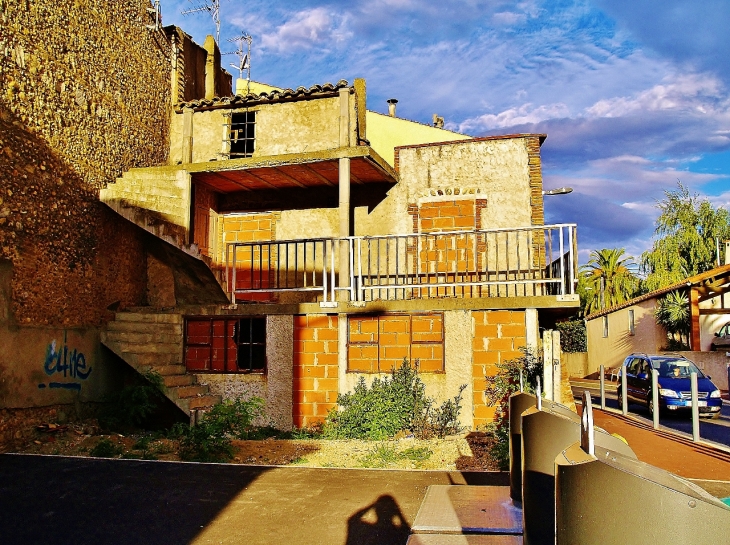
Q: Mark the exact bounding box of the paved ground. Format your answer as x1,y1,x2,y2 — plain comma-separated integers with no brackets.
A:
0,454,506,545
572,379,730,448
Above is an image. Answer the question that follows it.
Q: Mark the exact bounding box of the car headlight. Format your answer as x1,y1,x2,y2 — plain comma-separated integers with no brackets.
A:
659,389,679,398
710,390,722,398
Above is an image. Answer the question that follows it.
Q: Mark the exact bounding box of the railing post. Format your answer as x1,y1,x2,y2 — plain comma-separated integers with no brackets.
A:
621,367,628,415
599,364,606,410
652,369,660,429
567,224,575,295
231,245,237,303
691,371,700,442
558,226,565,295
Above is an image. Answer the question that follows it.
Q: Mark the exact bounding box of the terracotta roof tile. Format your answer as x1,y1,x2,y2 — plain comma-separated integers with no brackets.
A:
176,80,350,112
585,263,730,320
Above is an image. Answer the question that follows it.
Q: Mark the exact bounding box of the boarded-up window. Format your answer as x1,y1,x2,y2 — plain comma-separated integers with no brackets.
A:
347,314,444,373
185,317,266,373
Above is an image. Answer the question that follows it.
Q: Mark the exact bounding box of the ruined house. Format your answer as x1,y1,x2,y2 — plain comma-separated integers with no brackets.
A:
1,0,579,440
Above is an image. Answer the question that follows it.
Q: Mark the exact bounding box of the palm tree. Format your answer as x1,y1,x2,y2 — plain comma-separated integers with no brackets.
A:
581,248,639,314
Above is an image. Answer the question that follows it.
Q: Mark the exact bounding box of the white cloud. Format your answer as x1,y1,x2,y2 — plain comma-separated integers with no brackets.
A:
458,102,571,131
259,8,352,53
586,73,727,117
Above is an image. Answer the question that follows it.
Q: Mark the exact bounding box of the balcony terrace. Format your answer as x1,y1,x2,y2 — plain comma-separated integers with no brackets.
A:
224,223,578,307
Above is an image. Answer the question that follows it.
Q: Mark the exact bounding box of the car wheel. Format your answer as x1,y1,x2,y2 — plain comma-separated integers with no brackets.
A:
710,344,717,352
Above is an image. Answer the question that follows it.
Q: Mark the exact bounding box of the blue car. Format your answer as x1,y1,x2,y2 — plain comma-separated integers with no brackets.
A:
617,354,722,419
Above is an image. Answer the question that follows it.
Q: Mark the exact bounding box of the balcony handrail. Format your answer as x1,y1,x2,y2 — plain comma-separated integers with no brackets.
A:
224,224,578,303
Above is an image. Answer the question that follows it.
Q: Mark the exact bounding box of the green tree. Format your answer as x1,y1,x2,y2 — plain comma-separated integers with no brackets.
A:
641,183,730,291
655,291,690,349
580,248,639,314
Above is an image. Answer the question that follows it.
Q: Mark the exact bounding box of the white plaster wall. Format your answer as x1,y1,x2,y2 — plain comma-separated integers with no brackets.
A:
197,315,293,429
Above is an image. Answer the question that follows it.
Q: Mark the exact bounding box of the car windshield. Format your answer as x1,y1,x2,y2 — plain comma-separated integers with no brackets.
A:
651,358,705,379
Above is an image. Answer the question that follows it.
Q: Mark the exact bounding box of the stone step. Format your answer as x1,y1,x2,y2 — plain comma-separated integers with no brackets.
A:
120,342,182,355
106,321,183,335
125,352,182,367
167,385,210,400
102,330,182,345
143,364,188,376
115,312,182,324
163,374,196,387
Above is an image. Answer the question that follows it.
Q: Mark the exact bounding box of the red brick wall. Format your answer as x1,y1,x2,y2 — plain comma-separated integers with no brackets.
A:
292,315,339,428
348,314,444,373
472,310,527,428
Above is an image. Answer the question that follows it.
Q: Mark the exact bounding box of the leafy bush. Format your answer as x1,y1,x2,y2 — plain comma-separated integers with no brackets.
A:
324,359,465,440
483,347,543,470
556,319,587,352
175,396,265,462
99,370,165,430
90,438,123,458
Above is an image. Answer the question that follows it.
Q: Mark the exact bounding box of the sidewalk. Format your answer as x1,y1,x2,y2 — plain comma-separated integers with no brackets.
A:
591,408,730,498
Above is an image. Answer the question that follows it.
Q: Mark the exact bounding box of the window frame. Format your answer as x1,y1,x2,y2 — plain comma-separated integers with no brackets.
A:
628,309,635,336
227,110,256,158
184,316,267,374
346,312,445,374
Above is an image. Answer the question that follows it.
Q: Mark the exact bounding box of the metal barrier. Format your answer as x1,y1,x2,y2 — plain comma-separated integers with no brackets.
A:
521,392,636,545
555,393,730,544
509,391,536,503
225,224,578,303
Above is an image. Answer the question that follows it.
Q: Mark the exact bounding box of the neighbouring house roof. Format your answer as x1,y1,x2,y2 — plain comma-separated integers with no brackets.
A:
585,263,730,321
176,80,350,112
394,133,548,152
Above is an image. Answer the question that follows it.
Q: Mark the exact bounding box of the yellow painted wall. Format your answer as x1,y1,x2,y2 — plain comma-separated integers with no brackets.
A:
587,299,663,371
366,111,471,167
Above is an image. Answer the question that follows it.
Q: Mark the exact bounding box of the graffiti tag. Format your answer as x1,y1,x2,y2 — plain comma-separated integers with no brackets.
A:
38,333,92,392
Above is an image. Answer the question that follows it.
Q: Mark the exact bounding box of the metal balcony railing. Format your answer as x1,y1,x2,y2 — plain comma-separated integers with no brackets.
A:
224,224,577,304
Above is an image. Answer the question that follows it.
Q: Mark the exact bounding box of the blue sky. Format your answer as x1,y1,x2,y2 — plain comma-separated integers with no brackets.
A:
162,0,730,263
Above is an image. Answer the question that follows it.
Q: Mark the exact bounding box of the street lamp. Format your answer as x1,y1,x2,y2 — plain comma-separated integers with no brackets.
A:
543,187,573,196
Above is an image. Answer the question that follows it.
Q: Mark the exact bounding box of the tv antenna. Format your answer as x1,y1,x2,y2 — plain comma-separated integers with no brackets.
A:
224,33,252,94
146,0,162,31
181,0,222,43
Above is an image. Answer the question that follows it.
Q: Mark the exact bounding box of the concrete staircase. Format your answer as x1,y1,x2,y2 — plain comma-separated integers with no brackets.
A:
100,311,221,421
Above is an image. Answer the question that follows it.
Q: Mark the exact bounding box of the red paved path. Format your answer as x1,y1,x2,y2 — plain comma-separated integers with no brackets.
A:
592,408,730,481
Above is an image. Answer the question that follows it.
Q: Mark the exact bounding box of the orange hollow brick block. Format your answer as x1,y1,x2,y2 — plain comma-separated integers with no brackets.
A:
303,340,326,354
500,324,527,338
293,378,316,392
316,327,338,341
474,324,499,338
293,353,317,366
316,353,339,366
486,310,514,324
315,378,339,392
315,403,336,417
473,404,497,420
473,351,499,366
302,366,327,378
304,390,328,404
488,338,515,351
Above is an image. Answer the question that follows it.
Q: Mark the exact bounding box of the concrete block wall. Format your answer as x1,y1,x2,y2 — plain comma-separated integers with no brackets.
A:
472,310,527,428
292,315,339,427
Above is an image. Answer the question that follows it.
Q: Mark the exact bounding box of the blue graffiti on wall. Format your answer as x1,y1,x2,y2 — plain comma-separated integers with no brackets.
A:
37,332,92,392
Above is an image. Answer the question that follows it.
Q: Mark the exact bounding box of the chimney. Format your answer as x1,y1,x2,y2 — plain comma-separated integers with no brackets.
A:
432,114,444,128
387,98,398,117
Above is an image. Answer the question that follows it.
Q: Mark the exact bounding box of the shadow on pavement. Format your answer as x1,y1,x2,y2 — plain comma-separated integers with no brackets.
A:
345,494,410,545
0,454,269,545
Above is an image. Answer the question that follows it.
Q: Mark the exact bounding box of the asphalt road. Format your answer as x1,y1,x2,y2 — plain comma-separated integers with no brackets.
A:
0,454,506,545
572,384,730,448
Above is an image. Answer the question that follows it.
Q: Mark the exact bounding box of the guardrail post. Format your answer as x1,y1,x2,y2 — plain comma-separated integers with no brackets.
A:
691,371,700,442
652,369,660,429
543,331,554,401
621,367,628,415
599,365,605,410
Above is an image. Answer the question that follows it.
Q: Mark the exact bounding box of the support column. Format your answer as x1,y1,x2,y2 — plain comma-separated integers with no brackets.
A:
690,288,701,350
182,108,193,164
338,87,351,301
525,308,539,352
